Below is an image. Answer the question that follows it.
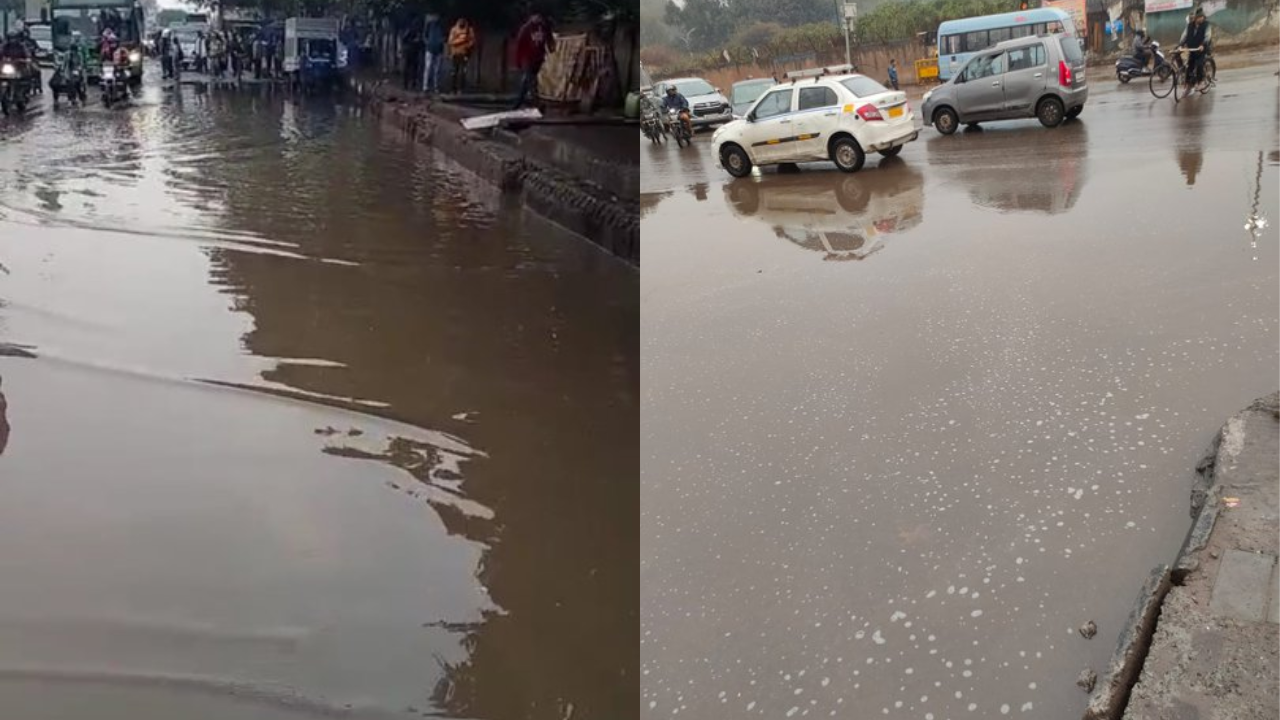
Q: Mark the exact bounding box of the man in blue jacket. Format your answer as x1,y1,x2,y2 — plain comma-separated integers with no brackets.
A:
422,13,445,93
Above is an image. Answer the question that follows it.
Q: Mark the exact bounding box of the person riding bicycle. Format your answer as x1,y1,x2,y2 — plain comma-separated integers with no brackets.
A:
1131,28,1153,70
662,85,693,136
1178,8,1212,89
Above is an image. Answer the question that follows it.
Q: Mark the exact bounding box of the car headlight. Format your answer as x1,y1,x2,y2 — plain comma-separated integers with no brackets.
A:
0,63,14,77
129,51,141,63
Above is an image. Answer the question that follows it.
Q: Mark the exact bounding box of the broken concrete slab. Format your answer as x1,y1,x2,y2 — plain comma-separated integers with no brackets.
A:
1118,393,1280,720
1209,549,1277,622
1083,564,1172,720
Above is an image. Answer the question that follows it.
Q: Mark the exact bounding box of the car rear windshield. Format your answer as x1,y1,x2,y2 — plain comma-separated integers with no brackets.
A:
673,79,715,96
840,76,890,97
733,80,773,104
1058,36,1083,64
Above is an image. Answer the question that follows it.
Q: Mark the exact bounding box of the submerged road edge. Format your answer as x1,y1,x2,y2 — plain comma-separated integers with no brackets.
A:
347,79,639,266
1085,392,1280,720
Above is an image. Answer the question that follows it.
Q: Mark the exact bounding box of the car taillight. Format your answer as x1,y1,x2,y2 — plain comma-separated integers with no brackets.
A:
1059,60,1072,87
856,104,884,121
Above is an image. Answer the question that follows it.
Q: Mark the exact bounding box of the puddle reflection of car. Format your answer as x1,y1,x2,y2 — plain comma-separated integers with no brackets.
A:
925,121,1087,214
723,160,924,261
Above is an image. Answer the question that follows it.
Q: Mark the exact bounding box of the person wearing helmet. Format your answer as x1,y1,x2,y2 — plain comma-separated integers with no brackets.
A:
1131,29,1152,70
1,30,37,94
662,85,692,135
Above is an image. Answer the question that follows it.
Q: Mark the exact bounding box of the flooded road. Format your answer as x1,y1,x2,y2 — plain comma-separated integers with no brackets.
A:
0,76,638,718
641,63,1279,718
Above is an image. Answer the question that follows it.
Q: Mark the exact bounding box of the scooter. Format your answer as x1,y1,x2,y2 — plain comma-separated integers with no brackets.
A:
100,61,129,107
1116,41,1167,83
0,59,34,116
50,51,89,107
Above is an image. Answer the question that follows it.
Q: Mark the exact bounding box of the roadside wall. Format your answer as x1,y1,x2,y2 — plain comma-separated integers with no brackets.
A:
350,80,639,265
1144,0,1279,48
693,37,933,91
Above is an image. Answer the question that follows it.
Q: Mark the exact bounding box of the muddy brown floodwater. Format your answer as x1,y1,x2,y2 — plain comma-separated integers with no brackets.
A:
641,62,1279,718
0,80,637,719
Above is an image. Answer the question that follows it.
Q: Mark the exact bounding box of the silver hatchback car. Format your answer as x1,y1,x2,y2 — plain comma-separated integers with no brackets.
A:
921,33,1088,134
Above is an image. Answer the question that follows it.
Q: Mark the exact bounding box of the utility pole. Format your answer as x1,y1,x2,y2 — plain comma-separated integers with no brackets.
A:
834,0,851,66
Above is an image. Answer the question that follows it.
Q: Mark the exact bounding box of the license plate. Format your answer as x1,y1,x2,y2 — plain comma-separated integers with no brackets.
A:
888,106,904,118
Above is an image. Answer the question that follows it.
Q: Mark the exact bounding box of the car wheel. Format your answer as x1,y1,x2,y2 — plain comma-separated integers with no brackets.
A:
934,107,958,136
835,176,870,213
878,144,903,158
721,144,753,178
831,136,865,174
1065,106,1082,120
1037,97,1064,128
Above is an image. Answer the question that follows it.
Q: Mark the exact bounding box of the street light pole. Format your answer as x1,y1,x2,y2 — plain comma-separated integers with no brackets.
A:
835,0,851,66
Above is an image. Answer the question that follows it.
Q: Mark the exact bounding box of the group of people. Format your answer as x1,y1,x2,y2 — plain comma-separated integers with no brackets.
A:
1131,7,1214,89
155,28,284,83
400,11,555,109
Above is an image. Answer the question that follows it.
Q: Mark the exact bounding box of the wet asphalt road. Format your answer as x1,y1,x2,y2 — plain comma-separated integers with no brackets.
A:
0,70,638,718
641,61,1279,718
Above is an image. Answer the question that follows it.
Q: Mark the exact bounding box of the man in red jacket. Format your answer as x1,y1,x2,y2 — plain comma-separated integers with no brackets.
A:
512,12,555,109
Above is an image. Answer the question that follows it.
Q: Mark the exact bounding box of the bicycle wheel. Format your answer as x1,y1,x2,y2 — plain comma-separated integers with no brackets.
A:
1172,69,1185,103
1149,64,1174,99
1198,57,1216,93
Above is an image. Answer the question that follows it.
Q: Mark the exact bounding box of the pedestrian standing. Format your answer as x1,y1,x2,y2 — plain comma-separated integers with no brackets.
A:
512,11,555,109
401,21,422,91
422,13,445,93
888,58,899,90
448,17,475,94
252,33,264,79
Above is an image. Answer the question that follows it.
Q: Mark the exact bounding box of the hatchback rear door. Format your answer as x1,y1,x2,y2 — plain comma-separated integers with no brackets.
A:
1056,34,1087,92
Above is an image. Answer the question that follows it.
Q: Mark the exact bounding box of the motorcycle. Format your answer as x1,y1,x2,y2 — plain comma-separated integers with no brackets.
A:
641,104,666,144
668,108,692,148
1116,41,1168,83
50,50,88,107
0,59,34,116
100,61,128,107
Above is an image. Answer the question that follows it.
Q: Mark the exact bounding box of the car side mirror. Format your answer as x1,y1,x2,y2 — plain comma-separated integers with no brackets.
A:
955,74,966,84
746,112,755,122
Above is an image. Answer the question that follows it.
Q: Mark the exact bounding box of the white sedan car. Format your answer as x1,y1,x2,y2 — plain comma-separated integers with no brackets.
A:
713,74,919,177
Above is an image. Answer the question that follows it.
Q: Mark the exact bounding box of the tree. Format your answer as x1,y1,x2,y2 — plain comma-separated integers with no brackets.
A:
664,0,731,48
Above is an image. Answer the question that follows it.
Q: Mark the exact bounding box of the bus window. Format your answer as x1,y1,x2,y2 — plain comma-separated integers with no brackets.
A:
989,27,1012,44
964,30,988,52
941,34,962,55
1048,21,1063,33
1010,24,1033,38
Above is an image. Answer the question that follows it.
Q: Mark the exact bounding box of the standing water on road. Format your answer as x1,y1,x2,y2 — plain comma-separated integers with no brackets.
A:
0,82,637,719
641,63,1278,718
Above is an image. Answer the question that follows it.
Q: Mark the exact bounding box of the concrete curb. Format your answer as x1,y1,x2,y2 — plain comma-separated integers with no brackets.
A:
348,80,639,266
1085,392,1280,720
1083,564,1173,720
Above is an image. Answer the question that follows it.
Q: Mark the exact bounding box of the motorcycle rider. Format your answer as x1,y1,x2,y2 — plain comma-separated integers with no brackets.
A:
1179,8,1212,89
0,30,37,96
662,85,693,136
1131,29,1152,70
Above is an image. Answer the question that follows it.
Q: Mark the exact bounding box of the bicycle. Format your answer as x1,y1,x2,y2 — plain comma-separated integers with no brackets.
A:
1168,46,1216,102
